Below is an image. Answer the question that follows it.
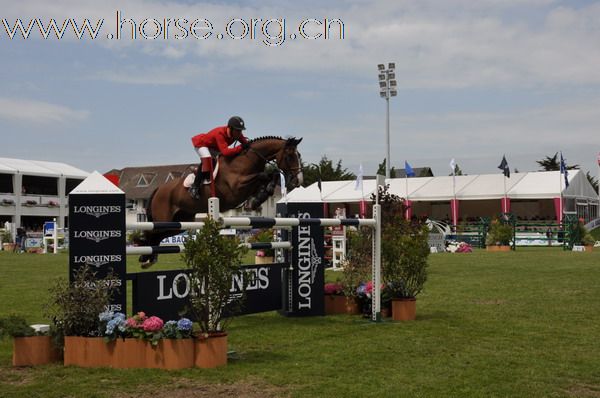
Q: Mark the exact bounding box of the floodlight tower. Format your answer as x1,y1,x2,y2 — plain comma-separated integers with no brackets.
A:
377,63,397,179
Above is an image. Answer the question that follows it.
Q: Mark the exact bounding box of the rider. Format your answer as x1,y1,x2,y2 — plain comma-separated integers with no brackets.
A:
189,116,250,198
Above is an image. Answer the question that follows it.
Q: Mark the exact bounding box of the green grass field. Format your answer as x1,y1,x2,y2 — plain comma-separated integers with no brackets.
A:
1,248,599,397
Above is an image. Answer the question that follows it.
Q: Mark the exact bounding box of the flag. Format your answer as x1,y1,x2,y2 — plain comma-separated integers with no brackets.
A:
498,155,510,178
449,158,456,175
354,163,363,191
405,161,415,177
279,171,287,201
560,152,569,189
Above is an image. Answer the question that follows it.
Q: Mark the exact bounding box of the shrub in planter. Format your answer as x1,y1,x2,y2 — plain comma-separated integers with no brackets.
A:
377,185,429,320
0,315,60,366
45,265,117,352
182,219,248,368
486,220,513,247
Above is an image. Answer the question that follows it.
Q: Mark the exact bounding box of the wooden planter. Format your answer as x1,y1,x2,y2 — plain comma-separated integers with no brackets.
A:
254,256,274,264
392,298,416,321
64,337,194,369
64,336,114,367
2,243,16,252
194,334,228,368
324,295,346,315
146,339,195,370
12,336,60,366
584,245,594,253
486,245,511,252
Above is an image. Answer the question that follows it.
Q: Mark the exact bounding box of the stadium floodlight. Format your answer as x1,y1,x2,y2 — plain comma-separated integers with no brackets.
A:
376,62,397,179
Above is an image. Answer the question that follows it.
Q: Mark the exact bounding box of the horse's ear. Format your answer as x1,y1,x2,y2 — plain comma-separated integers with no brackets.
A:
287,137,302,147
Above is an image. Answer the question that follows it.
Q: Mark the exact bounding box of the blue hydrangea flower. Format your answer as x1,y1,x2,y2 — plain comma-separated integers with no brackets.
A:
177,318,193,331
99,310,114,322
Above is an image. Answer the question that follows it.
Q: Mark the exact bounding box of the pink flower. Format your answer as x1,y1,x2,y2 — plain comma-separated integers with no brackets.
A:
324,283,343,295
142,316,164,332
126,317,141,329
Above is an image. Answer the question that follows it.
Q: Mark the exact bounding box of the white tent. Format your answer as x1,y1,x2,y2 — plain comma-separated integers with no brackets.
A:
281,170,599,222
285,170,596,202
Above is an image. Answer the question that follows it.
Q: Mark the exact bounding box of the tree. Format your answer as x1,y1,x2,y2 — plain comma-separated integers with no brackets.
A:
586,171,599,194
449,164,464,176
302,156,356,187
376,159,397,178
536,152,579,171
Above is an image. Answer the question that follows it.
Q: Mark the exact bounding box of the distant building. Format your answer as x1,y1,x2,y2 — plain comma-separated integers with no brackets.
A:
0,157,89,231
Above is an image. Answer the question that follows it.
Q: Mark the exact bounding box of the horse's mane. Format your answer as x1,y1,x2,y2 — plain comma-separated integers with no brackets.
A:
247,136,285,144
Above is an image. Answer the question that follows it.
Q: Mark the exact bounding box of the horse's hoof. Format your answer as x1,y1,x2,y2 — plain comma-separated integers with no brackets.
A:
140,260,155,269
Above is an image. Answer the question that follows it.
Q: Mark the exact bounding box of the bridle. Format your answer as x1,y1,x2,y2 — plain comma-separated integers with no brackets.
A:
247,144,302,186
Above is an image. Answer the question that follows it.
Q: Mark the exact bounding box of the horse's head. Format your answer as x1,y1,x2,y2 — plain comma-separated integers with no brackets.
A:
276,137,303,188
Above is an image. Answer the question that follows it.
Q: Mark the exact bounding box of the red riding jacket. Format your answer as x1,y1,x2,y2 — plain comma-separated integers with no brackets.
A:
191,126,248,157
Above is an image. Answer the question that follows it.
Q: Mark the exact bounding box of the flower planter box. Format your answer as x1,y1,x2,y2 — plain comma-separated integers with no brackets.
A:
2,243,15,252
392,298,416,321
254,256,274,264
146,339,195,370
64,336,114,368
13,336,60,366
194,334,227,368
584,245,594,253
486,245,511,252
64,337,194,369
324,294,347,315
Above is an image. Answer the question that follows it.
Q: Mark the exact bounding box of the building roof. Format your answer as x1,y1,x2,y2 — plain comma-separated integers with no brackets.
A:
110,164,195,199
0,157,89,178
282,170,598,203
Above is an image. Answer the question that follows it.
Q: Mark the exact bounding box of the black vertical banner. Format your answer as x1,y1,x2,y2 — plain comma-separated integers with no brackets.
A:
277,202,324,316
68,173,127,313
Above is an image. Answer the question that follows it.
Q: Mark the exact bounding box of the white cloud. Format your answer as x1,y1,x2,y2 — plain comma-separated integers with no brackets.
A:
0,97,89,124
95,63,210,86
5,0,600,89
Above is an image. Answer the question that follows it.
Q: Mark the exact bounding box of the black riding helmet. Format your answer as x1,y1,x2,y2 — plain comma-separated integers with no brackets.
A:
228,116,246,131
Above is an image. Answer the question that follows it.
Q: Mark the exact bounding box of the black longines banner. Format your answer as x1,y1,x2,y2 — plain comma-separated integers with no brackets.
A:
69,192,127,313
129,263,284,321
276,202,325,317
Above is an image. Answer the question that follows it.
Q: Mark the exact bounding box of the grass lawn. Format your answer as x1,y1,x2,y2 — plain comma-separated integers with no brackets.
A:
1,248,600,397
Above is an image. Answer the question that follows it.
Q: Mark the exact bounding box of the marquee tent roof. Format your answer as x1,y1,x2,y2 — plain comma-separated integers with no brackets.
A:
281,170,598,203
0,157,89,178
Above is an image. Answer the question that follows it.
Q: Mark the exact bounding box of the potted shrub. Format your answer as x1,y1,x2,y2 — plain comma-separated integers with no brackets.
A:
582,233,595,252
340,230,373,315
323,282,357,315
248,228,275,264
573,222,596,252
0,315,60,366
45,265,117,367
377,185,429,321
182,219,248,368
486,220,513,251
1,230,15,252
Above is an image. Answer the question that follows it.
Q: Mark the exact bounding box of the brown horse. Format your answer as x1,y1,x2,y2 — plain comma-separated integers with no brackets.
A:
138,136,303,267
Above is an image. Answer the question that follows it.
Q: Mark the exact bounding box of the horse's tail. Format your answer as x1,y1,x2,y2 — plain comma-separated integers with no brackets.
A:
145,188,158,222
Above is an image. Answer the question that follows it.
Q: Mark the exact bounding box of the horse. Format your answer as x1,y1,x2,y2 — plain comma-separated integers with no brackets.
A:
137,136,303,268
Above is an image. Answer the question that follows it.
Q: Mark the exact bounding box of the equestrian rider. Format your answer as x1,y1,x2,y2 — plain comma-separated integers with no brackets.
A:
189,116,250,198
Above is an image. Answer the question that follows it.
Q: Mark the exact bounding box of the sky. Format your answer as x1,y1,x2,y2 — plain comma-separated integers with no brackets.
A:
1,0,599,178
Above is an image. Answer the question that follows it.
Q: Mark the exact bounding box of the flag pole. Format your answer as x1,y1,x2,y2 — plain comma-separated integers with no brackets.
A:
558,161,563,225
503,174,507,213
